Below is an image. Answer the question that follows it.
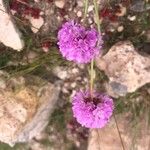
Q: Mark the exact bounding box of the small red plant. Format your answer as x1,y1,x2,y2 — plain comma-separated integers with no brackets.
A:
100,5,122,22
10,0,41,19
41,41,52,52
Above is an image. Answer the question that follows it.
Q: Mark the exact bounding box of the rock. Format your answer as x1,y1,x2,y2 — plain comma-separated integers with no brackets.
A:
130,0,150,12
0,0,24,51
88,114,150,150
0,72,60,146
96,41,150,97
29,16,44,33
55,0,65,9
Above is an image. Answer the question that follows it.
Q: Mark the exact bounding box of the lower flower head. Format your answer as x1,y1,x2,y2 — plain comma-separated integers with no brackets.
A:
57,21,103,64
72,90,114,128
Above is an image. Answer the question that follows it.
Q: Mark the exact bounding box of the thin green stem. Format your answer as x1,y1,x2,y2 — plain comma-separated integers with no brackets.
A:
96,129,101,150
83,0,95,97
90,59,94,98
89,0,101,97
93,0,101,33
83,0,89,22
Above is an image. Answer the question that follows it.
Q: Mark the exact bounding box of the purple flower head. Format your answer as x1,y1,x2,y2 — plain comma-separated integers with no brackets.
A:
57,21,103,64
72,90,114,128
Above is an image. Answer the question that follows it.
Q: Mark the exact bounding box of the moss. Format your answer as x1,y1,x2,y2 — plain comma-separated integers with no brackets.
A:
0,143,28,150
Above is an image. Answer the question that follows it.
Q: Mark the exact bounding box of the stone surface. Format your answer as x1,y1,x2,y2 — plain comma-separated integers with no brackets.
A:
0,72,60,146
88,114,150,150
96,41,150,97
0,0,24,50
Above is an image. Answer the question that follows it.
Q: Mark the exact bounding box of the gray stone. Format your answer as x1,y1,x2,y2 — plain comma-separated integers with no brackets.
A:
130,0,150,12
96,41,150,97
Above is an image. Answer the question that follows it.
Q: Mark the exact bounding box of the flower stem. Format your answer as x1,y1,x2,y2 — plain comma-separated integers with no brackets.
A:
93,0,101,33
83,0,89,22
89,0,101,98
113,114,125,150
90,59,94,98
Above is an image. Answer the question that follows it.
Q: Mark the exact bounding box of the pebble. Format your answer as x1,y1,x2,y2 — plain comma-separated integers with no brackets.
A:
70,82,76,88
77,11,82,17
83,78,88,83
62,87,69,94
127,15,136,21
88,5,94,12
55,0,65,9
53,67,68,80
71,68,79,74
29,16,44,33
57,16,61,21
117,26,124,32
77,1,84,7
88,18,93,24
109,27,115,32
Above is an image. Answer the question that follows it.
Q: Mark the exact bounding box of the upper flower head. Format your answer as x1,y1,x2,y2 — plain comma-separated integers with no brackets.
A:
72,90,114,128
57,21,103,64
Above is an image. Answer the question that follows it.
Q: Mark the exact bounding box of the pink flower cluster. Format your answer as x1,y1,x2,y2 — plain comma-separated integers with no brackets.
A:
57,21,103,64
72,90,114,128
58,21,114,129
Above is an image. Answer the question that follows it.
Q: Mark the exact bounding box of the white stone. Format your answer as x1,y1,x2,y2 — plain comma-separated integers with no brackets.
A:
77,11,82,17
88,18,93,24
53,67,68,80
70,82,76,88
88,5,94,12
77,1,83,7
29,16,44,33
55,0,65,9
127,15,136,21
117,26,124,32
71,68,79,74
0,0,24,51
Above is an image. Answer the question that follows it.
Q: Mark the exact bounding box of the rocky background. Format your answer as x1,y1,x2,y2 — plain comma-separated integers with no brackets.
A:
0,0,150,150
